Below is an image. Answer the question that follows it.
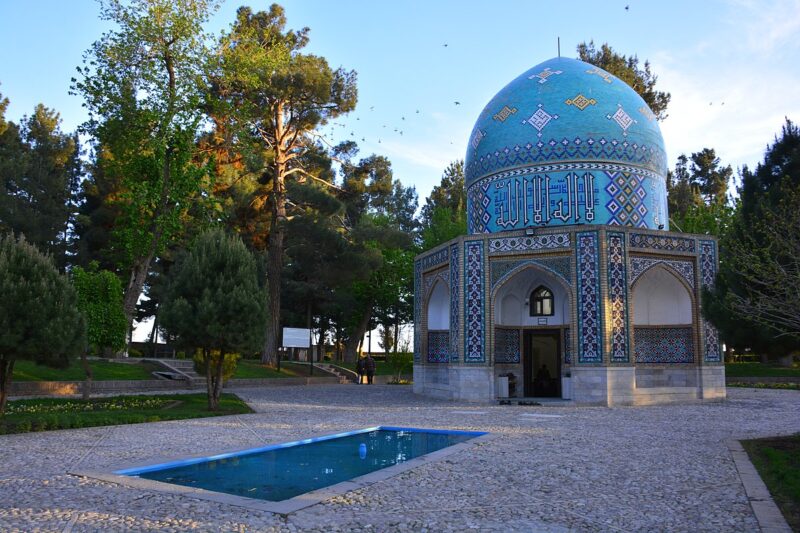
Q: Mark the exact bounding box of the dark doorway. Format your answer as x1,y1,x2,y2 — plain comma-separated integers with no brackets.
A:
523,330,561,397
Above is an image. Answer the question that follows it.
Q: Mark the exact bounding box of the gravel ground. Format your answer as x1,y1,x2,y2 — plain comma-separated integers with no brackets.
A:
0,385,798,532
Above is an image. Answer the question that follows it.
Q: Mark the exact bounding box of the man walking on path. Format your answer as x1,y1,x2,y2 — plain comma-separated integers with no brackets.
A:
364,354,376,384
356,356,366,384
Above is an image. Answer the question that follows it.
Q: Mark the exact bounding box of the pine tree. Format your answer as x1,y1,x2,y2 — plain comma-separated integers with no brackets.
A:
160,229,265,410
0,234,85,413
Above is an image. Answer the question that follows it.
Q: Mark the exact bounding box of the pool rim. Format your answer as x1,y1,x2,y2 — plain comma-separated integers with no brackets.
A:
71,426,493,515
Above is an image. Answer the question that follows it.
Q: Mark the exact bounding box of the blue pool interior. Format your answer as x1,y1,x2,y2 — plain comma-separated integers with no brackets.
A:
117,426,487,502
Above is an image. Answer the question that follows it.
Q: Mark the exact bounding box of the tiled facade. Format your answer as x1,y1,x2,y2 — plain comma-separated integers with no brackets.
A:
413,226,724,405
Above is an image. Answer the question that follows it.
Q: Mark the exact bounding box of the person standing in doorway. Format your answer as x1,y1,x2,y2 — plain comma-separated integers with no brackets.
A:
356,356,366,384
364,354,376,384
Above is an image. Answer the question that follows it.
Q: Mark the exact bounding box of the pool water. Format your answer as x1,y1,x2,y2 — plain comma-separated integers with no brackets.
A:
117,427,485,502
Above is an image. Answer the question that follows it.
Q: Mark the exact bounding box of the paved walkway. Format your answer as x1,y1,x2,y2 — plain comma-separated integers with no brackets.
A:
0,385,797,532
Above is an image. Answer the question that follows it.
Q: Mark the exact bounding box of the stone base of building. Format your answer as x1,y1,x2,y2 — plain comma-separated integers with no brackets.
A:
413,365,495,401
413,364,726,406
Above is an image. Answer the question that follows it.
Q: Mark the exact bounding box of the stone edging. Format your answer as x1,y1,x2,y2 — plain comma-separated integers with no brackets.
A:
10,376,341,397
726,439,792,533
72,431,495,515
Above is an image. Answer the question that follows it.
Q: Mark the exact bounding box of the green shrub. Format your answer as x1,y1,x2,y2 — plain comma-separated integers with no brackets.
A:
193,350,240,382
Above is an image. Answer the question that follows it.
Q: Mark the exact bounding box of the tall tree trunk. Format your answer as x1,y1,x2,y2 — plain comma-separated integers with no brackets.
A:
344,305,372,363
80,353,93,400
148,306,159,357
210,350,225,411
0,358,15,415
393,310,400,356
262,102,288,366
204,348,215,410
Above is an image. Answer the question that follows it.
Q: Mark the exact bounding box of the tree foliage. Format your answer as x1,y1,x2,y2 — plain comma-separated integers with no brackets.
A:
0,234,85,413
72,264,127,355
160,228,265,409
704,120,800,361
212,4,357,365
577,41,671,121
72,0,218,332
0,104,81,269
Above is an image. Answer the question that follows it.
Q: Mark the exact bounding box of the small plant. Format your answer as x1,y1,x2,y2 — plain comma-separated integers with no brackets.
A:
387,351,413,382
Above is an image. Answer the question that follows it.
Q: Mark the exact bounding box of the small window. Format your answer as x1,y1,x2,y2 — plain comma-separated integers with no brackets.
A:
530,286,554,316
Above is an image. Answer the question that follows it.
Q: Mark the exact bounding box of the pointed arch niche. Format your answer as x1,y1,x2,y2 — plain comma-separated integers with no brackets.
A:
494,266,570,327
632,265,694,363
425,279,450,362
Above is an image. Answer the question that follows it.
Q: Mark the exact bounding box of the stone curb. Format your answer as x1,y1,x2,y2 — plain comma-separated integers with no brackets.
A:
726,439,792,533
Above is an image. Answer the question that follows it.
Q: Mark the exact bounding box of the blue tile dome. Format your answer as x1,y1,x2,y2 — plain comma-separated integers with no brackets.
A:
465,57,669,234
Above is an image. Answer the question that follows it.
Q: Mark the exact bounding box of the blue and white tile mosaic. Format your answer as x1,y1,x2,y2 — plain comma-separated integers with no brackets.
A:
628,233,695,253
629,256,695,290
449,243,460,362
494,328,520,363
634,327,694,363
577,232,602,363
413,259,421,363
424,269,449,296
427,331,450,363
464,241,486,363
607,232,629,362
488,233,570,254
490,256,572,289
700,240,721,362
564,327,572,365
420,246,449,271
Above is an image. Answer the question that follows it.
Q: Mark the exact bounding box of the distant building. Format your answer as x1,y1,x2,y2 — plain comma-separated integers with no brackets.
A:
413,57,725,405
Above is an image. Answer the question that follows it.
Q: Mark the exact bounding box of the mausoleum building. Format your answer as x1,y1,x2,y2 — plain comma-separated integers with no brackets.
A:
413,57,726,405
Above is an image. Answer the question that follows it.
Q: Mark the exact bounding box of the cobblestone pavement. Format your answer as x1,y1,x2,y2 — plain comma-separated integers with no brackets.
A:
1,386,798,532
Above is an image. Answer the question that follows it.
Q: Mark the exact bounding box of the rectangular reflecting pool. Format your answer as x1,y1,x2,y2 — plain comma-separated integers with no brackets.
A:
116,426,486,503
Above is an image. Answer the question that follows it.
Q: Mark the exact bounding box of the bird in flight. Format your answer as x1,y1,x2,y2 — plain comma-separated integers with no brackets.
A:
454,101,461,105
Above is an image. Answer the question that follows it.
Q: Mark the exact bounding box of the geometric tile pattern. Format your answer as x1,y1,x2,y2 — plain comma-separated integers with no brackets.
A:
494,328,521,363
488,233,570,254
564,327,572,365
427,331,450,363
421,246,450,271
468,180,492,234
634,327,694,363
700,240,721,363
490,256,572,290
628,233,696,252
449,243,460,362
576,232,602,363
605,171,648,227
607,232,629,363
424,269,449,296
630,257,695,289
464,241,485,363
465,137,666,184
607,105,636,137
414,259,421,363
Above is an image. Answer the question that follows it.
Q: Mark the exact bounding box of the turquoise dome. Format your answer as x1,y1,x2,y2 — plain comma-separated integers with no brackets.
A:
465,57,669,234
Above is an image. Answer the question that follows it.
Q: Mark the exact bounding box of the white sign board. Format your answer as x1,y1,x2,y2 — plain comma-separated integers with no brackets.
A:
283,327,310,348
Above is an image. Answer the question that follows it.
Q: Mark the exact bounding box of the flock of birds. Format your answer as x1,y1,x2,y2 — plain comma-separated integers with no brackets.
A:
322,42,466,150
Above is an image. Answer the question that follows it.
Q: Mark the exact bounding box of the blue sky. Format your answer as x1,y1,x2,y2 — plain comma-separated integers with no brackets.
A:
2,0,800,203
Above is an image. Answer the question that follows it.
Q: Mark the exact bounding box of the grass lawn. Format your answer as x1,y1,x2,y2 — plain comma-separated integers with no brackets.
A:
742,434,800,530
0,393,252,435
233,360,310,379
12,359,161,382
725,362,800,378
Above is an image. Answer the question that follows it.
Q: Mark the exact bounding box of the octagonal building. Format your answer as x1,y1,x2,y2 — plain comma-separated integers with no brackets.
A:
413,57,726,405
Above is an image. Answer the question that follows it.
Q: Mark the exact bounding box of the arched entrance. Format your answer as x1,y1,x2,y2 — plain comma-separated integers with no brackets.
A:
493,264,571,397
631,265,694,363
425,279,450,362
